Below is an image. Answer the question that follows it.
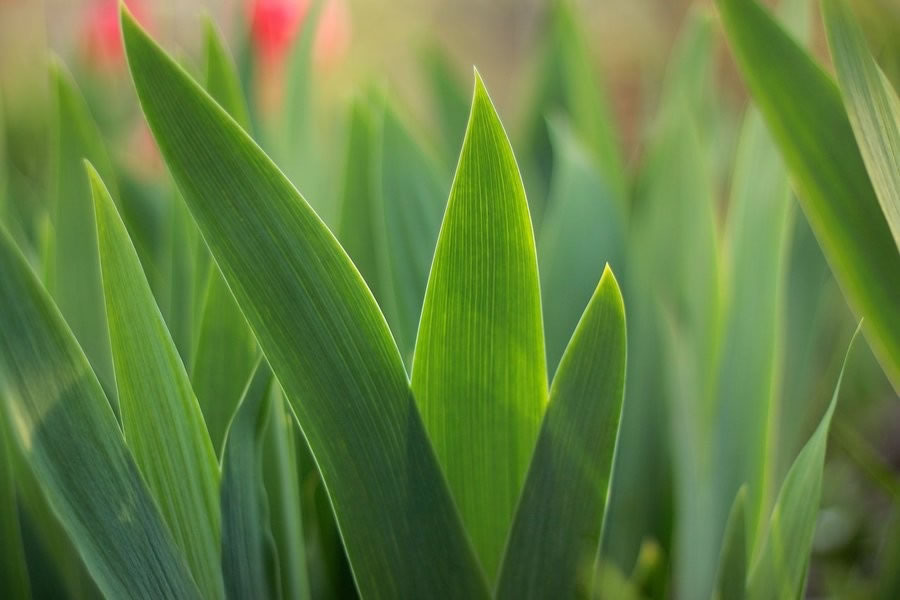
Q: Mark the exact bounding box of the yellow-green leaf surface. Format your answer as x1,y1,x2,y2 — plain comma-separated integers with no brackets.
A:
496,266,626,599
412,72,548,581
374,101,447,366
0,408,29,599
121,10,488,598
0,226,201,599
49,61,117,406
89,165,223,600
746,327,862,600
220,361,280,599
714,487,748,600
538,118,625,376
716,0,900,391
823,0,900,249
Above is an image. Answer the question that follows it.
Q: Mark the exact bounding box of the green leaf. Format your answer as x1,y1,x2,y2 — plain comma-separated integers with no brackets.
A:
716,0,900,391
373,101,447,366
220,361,281,599
337,99,380,295
121,10,489,598
713,108,792,546
823,0,900,249
496,265,626,599
411,72,548,582
0,405,30,599
419,44,470,164
88,164,223,600
538,117,626,376
714,487,748,600
746,326,862,600
0,225,201,599
48,60,117,407
204,17,251,132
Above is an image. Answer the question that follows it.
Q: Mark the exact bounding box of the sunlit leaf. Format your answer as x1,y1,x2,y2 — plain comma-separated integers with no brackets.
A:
412,72,548,582
823,0,900,249
716,0,900,391
496,265,626,599
121,10,489,597
0,225,201,599
89,164,223,599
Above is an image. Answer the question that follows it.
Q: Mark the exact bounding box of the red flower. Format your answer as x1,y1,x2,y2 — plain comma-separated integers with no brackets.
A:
250,0,309,64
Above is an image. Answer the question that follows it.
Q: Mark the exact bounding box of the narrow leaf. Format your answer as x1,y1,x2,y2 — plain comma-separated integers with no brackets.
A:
205,17,251,132
0,406,30,599
220,361,281,599
716,0,900,391
0,225,201,599
823,0,900,248
121,10,489,598
89,164,223,600
496,265,626,599
714,487,748,600
412,72,548,582
746,326,862,599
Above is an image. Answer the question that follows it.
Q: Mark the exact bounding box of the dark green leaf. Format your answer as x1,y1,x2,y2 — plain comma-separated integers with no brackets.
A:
713,487,748,600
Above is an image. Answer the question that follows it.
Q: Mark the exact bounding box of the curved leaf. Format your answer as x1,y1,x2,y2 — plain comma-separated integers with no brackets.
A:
716,0,900,391
412,72,548,581
89,164,223,599
121,10,488,598
496,265,626,599
0,225,201,599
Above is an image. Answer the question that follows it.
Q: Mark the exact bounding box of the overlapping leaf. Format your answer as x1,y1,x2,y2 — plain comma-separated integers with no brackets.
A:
496,266,626,599
121,10,488,597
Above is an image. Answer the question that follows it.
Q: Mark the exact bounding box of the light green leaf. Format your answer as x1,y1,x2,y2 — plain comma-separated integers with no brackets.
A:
538,117,625,376
0,225,201,599
496,265,626,599
204,17,251,132
0,404,30,599
263,387,312,600
713,108,792,547
823,0,900,249
48,60,117,407
714,487,748,600
220,361,281,599
337,99,380,295
716,0,900,391
121,10,488,598
373,101,447,367
746,326,862,600
411,72,548,582
88,164,223,600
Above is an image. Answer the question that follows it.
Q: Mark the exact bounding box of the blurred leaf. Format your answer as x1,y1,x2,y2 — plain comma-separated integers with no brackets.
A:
220,361,281,599
746,326,862,599
0,225,201,598
89,165,223,599
538,117,625,376
496,266,626,599
48,61,117,408
0,406,30,599
159,192,200,369
121,11,489,598
716,0,900,391
848,0,900,93
713,109,792,546
263,387,312,600
337,99,380,295
204,18,251,132
823,0,900,249
412,73,548,581
713,487,748,600
419,44,470,165
373,100,447,367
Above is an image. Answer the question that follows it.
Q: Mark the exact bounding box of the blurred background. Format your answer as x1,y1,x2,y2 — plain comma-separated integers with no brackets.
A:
0,0,898,598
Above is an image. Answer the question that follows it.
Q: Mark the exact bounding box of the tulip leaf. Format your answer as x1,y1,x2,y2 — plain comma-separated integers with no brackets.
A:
121,10,489,598
89,164,223,600
496,265,626,599
0,225,201,599
716,0,900,391
220,361,281,599
823,0,900,249
714,487,748,600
